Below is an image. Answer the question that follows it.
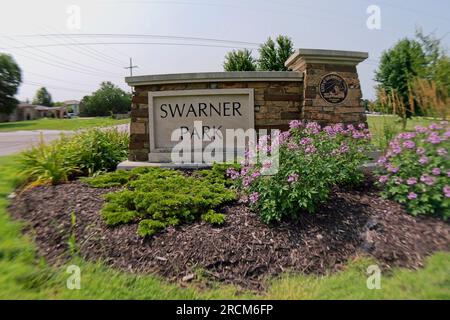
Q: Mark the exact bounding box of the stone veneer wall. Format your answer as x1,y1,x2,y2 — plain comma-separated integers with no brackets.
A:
129,81,303,161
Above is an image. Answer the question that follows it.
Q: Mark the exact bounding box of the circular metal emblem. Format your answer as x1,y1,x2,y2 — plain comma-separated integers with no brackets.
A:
319,74,348,104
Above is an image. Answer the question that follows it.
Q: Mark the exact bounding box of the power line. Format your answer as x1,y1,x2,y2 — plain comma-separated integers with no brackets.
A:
2,48,122,78
17,33,262,46
1,41,258,50
24,70,99,89
22,81,89,94
39,26,126,67
0,35,122,77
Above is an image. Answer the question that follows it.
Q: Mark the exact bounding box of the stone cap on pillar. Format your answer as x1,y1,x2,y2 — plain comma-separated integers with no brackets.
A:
285,48,369,70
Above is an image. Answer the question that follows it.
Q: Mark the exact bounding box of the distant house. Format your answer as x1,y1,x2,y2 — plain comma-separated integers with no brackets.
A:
0,103,67,122
63,100,80,115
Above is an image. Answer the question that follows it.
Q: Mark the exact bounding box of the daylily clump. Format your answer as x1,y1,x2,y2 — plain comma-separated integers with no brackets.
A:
376,121,450,219
227,120,372,223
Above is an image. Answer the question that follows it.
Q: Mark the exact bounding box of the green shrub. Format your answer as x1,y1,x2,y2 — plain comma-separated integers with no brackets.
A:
19,136,77,186
62,128,129,176
230,121,372,223
201,210,226,225
82,168,149,188
19,128,129,186
137,220,167,237
375,122,450,219
98,165,235,237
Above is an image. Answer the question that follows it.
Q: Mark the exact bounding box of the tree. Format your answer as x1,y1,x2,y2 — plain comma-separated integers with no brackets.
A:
375,38,427,116
416,28,450,98
258,35,294,71
80,81,131,116
33,87,53,106
0,53,22,115
223,49,257,71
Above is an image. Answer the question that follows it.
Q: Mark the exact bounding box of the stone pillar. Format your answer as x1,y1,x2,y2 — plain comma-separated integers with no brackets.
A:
285,49,368,125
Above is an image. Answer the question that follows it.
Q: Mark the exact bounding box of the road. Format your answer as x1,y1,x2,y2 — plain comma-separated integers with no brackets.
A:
0,124,129,156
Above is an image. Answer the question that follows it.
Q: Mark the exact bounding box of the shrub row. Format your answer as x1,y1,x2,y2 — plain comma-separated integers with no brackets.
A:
20,128,129,186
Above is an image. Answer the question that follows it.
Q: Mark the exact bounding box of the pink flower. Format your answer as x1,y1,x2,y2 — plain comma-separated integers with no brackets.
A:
289,120,302,129
377,156,387,164
431,168,441,176
402,140,415,149
416,147,426,155
398,132,416,140
300,138,312,145
420,174,435,186
387,164,399,173
242,176,253,187
406,177,417,185
352,131,366,139
419,156,429,165
305,145,317,154
407,192,418,200
389,141,402,155
415,125,428,133
378,175,389,184
251,171,261,179
249,192,259,204
427,132,441,144
444,186,450,198
305,122,321,134
287,142,298,150
429,123,443,131
338,144,350,154
437,148,447,156
226,168,240,180
332,123,344,133
358,123,366,129
287,173,299,183
278,131,291,144
323,126,336,136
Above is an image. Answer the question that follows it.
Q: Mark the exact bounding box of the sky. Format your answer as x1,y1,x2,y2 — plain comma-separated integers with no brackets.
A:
0,0,449,102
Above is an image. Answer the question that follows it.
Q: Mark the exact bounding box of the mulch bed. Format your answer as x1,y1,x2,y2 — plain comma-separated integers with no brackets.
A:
8,178,450,290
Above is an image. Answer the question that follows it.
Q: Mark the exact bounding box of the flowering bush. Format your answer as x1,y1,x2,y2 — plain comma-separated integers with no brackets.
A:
376,122,450,219
228,121,372,223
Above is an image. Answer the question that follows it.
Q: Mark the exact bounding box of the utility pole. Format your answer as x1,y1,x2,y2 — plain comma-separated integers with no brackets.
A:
124,57,138,76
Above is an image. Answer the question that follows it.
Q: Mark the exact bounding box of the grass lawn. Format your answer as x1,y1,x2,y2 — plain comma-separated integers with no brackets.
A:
0,155,449,299
367,115,438,149
0,117,130,132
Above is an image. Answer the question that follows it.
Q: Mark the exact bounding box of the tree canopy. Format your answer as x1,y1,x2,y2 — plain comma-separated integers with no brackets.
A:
223,35,295,71
375,29,449,117
80,81,131,116
223,49,257,71
33,87,54,107
0,53,22,114
258,35,294,71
